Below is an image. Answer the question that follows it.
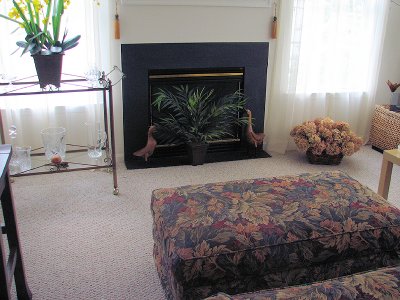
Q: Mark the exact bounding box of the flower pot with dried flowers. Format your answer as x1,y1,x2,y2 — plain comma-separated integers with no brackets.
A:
0,0,83,88
290,118,363,165
387,80,400,111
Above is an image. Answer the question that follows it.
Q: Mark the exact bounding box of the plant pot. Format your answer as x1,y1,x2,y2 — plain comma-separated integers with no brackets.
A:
32,53,64,88
306,149,343,165
187,143,209,166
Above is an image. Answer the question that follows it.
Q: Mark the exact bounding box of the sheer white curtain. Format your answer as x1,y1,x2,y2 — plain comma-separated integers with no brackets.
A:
266,0,389,154
0,1,111,148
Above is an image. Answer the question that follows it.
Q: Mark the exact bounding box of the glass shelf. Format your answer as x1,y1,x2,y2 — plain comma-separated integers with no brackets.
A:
11,144,112,177
0,73,110,97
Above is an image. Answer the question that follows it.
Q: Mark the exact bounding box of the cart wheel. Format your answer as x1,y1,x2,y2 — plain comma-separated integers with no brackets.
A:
113,187,119,195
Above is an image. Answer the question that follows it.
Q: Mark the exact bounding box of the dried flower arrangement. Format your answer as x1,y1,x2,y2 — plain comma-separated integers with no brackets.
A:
290,117,363,157
387,80,400,93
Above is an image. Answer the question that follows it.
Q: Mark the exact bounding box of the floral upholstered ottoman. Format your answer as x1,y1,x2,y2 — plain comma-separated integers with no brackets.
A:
151,171,400,300
205,265,400,300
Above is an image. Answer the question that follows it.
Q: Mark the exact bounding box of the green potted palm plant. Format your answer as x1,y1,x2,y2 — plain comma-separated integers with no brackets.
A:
0,0,81,88
152,85,248,166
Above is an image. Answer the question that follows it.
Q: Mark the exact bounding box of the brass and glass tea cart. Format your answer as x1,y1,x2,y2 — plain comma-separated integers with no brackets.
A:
0,74,118,195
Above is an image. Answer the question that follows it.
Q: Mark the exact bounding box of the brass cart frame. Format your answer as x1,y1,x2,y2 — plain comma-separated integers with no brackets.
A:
0,74,118,195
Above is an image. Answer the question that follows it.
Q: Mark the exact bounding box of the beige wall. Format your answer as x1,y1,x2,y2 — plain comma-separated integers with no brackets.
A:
110,3,400,158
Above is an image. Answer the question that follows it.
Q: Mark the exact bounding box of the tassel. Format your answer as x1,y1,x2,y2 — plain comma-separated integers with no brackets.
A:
114,14,120,39
271,1,277,39
271,16,277,39
114,1,120,40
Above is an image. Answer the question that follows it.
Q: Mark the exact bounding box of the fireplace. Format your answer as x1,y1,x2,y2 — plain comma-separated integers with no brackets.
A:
121,42,269,169
149,68,244,153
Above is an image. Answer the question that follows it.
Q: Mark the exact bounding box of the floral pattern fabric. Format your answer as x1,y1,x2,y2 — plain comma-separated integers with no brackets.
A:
205,265,400,300
151,171,400,300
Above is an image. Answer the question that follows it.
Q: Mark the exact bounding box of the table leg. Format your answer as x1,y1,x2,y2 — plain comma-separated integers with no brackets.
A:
378,158,393,200
0,176,32,299
108,84,118,195
0,231,12,300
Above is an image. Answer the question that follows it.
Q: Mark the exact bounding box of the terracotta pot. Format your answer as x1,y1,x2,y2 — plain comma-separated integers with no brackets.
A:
187,143,209,166
32,53,64,88
306,149,343,165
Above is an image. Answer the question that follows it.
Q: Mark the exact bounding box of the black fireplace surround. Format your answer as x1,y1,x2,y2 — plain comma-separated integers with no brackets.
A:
121,42,269,169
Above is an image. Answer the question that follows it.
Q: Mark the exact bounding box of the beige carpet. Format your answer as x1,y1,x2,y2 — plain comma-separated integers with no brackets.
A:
6,146,400,300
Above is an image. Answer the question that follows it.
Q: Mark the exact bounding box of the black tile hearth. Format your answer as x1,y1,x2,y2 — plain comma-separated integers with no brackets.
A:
126,149,271,169
121,42,269,169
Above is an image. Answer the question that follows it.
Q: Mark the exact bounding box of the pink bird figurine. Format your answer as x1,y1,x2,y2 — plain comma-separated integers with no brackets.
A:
246,109,265,147
133,125,157,161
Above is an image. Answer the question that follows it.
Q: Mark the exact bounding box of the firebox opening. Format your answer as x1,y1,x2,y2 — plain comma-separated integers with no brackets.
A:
148,68,245,158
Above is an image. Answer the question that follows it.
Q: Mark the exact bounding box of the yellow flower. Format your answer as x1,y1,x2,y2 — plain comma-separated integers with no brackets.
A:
63,0,71,9
1,0,89,56
8,8,20,20
32,0,42,12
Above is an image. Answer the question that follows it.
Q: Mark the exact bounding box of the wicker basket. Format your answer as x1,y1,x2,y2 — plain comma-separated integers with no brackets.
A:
306,149,343,165
369,105,400,151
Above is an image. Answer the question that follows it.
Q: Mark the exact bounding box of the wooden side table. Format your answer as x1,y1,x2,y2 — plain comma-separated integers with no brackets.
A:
0,145,32,299
378,148,400,200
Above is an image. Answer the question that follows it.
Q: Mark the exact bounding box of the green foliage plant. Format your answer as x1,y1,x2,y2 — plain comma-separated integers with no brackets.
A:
152,85,248,145
0,0,81,55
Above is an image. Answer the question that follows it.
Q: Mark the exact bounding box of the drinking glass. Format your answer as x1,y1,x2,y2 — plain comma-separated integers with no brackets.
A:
85,122,107,159
40,127,67,160
9,125,19,174
0,73,17,92
15,146,32,172
84,67,101,87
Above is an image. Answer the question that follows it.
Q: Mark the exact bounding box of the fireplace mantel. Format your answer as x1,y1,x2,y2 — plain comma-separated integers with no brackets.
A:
120,0,272,8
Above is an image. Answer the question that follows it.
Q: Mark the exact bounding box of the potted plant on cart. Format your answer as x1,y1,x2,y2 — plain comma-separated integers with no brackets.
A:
152,85,248,166
0,0,81,88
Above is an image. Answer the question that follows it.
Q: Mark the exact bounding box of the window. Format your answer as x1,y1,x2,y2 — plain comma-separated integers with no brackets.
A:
288,0,386,93
266,0,388,153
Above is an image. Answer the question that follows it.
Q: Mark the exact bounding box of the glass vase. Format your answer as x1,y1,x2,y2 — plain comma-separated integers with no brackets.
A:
85,122,107,159
40,127,67,160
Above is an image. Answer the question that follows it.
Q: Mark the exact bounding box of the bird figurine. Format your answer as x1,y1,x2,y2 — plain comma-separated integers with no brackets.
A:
246,109,265,148
133,125,157,161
